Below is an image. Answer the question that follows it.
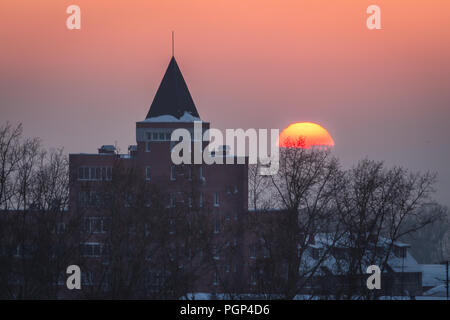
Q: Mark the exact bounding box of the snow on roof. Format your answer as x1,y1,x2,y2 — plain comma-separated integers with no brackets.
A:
423,284,448,297
389,251,420,273
419,264,447,287
140,111,201,123
100,145,115,150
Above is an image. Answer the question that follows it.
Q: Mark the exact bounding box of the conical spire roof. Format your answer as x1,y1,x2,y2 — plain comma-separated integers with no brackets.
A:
146,57,200,120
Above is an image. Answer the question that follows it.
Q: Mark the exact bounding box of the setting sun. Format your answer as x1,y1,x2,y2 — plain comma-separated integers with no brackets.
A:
279,122,335,149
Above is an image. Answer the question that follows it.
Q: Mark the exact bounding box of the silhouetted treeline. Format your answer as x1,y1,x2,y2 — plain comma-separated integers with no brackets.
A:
0,123,448,299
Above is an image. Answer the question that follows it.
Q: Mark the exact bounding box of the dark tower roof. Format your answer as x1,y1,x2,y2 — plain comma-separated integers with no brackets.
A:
146,57,200,120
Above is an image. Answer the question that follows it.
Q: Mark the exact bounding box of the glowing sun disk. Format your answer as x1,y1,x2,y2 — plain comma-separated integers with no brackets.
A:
279,122,335,149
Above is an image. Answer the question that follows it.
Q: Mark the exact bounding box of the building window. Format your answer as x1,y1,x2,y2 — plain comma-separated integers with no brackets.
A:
55,222,66,234
199,193,203,207
188,196,193,208
249,245,256,259
146,142,151,152
78,167,83,180
169,219,175,235
394,246,407,258
213,271,219,286
90,168,97,180
224,264,231,273
169,193,175,207
159,133,165,140
250,271,257,286
200,167,205,181
214,218,220,234
213,246,219,260
85,217,108,234
146,132,152,140
214,192,220,207
106,167,112,180
78,167,112,181
170,165,176,181
165,132,171,140
82,271,94,286
79,191,101,208
152,132,158,140
263,246,270,259
145,166,151,181
81,242,103,257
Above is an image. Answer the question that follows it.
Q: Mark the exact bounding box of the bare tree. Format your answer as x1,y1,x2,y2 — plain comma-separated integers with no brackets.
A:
331,159,439,299
247,144,343,299
401,204,449,264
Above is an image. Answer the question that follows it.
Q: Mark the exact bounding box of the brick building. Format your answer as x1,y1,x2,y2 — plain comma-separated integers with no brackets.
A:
68,56,249,297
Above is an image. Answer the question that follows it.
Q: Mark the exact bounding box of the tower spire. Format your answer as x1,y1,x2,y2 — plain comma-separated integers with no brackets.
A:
172,31,174,57
145,56,200,120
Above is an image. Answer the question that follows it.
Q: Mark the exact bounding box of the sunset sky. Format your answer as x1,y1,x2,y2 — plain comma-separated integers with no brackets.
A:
1,0,449,205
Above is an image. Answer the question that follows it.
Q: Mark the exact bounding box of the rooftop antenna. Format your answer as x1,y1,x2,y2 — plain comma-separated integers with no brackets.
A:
172,31,174,57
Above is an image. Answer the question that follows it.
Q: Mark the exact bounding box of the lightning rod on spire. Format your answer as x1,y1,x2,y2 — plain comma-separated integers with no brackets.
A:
172,31,174,57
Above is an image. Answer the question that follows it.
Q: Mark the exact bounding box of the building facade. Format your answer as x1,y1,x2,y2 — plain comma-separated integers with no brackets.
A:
68,56,249,297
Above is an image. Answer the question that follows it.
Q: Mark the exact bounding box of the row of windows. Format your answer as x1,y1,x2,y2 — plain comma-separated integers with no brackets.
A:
248,244,270,259
168,192,215,208
80,241,240,261
78,191,102,208
146,132,172,141
78,167,112,181
145,139,192,153
79,189,235,211
143,165,202,182
85,217,109,234
78,268,244,289
80,242,104,257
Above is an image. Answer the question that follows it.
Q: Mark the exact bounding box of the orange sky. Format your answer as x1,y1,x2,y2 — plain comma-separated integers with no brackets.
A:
1,0,450,204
